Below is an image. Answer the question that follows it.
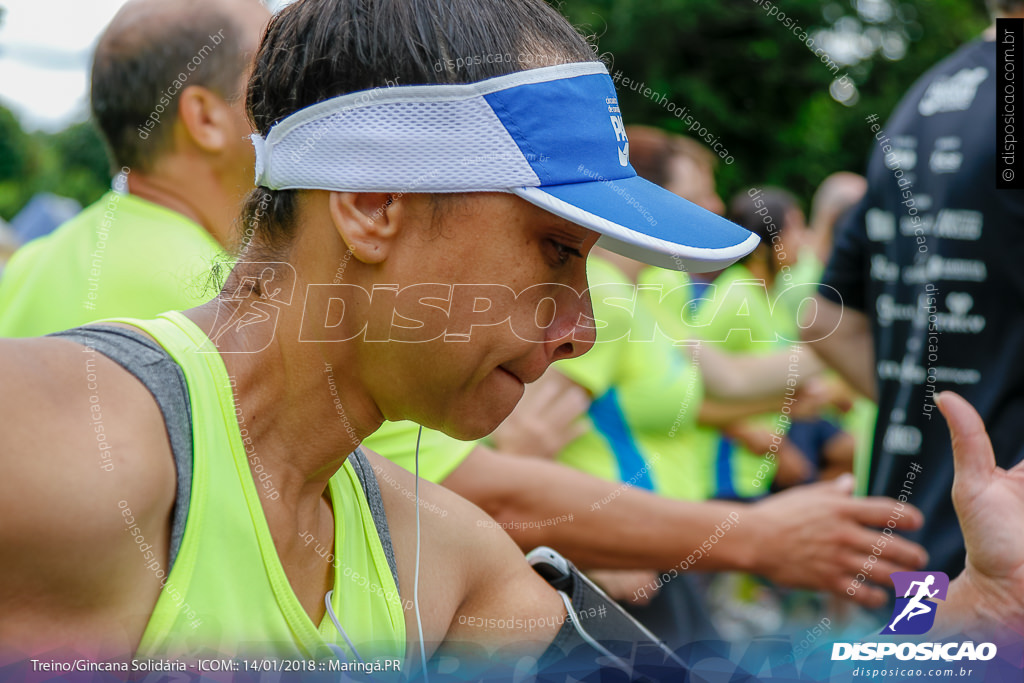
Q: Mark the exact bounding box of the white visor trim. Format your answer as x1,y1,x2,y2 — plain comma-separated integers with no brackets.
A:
513,186,761,273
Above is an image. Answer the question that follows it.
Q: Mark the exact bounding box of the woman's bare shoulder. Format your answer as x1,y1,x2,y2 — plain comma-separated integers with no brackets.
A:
0,336,177,587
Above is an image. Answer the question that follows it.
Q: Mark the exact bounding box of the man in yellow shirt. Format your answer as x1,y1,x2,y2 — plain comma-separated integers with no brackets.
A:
0,0,269,337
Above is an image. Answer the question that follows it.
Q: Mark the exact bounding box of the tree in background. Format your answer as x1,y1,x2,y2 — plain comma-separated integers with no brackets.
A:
0,0,109,222
38,120,112,211
0,105,35,220
1,0,989,220
557,0,988,203
0,108,110,223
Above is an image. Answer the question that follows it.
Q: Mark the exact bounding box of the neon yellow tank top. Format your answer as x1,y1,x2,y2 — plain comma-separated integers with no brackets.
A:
554,258,710,501
111,311,406,660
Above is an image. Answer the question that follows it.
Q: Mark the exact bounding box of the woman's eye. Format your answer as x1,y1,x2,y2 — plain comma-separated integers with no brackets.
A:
549,240,583,266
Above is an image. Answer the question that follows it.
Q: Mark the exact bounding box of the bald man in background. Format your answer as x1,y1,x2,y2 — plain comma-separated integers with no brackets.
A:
0,0,271,336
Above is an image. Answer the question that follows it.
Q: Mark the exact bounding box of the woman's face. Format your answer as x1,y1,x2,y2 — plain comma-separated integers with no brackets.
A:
360,192,600,440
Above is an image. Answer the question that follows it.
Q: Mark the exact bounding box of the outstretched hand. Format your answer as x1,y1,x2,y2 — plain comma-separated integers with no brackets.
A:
747,474,928,607
937,391,1024,636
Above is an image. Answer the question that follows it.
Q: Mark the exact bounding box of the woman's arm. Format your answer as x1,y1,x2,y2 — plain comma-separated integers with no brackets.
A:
696,343,825,401
0,339,177,656
442,445,928,607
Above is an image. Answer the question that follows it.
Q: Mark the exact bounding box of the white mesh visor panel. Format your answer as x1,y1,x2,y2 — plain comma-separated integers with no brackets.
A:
255,95,541,193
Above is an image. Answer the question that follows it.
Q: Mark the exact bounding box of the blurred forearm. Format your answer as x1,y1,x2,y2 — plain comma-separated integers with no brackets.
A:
441,446,750,572
698,344,822,401
801,295,876,401
699,395,787,427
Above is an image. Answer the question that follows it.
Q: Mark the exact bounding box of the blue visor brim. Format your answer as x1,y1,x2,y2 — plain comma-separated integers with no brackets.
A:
514,176,760,273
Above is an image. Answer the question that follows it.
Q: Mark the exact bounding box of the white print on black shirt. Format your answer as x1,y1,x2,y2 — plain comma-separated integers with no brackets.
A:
901,255,987,284
875,292,985,334
929,136,963,174
877,360,981,387
897,209,983,241
917,66,988,117
867,209,897,241
882,423,922,455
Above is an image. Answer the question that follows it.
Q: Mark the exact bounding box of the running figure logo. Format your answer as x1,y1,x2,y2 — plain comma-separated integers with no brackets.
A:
881,571,950,635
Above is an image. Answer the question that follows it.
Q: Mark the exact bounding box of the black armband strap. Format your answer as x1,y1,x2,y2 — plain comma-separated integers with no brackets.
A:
529,547,688,680
537,585,592,670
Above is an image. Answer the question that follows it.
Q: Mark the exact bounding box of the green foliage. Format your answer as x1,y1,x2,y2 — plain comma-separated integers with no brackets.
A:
556,0,990,207
0,110,111,222
0,105,31,181
0,105,37,221
34,121,112,208
1,0,990,220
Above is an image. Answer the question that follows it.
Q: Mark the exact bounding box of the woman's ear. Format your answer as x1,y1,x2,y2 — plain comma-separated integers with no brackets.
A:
327,192,397,264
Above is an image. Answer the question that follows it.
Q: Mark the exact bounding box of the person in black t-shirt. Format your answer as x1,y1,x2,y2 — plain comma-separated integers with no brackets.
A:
804,1,1024,593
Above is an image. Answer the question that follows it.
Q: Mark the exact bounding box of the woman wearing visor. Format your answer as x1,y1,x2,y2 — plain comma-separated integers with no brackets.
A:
3,0,1016,675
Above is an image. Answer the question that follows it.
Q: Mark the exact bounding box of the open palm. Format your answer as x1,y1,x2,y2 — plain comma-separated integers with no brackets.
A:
938,391,1024,635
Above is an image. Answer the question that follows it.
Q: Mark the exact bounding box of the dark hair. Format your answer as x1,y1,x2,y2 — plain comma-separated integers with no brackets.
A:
727,187,800,246
90,1,249,172
240,0,597,258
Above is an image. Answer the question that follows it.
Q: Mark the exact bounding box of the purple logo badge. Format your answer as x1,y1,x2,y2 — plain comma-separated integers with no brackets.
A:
881,571,949,635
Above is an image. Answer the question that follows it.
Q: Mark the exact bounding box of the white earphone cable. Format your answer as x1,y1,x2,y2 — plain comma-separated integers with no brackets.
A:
414,425,429,682
325,589,365,664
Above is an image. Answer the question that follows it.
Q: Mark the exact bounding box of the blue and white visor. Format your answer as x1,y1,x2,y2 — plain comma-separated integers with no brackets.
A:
250,62,758,272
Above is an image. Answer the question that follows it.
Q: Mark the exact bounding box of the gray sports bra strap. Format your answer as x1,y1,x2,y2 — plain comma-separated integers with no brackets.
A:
48,325,401,594
48,325,193,567
347,448,401,594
